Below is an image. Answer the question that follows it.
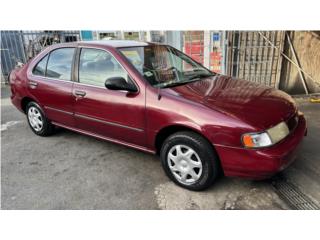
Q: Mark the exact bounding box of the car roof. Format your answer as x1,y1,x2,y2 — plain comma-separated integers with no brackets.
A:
79,40,163,48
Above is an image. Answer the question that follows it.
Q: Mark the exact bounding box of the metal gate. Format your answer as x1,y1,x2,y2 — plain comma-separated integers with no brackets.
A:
225,31,285,88
1,30,80,83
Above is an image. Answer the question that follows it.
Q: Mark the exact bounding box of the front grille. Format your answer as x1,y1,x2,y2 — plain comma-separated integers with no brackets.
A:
287,113,298,132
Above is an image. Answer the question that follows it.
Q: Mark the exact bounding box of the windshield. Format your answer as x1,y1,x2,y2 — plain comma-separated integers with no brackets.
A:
119,45,214,88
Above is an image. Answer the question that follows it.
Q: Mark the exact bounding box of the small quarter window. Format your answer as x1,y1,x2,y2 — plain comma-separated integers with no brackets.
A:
46,48,75,81
32,55,48,76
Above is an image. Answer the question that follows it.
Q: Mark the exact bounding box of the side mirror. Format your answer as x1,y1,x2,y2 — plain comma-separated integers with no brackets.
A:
105,77,138,92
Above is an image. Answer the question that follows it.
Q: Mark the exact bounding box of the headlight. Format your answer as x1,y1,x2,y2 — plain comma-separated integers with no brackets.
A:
242,121,290,148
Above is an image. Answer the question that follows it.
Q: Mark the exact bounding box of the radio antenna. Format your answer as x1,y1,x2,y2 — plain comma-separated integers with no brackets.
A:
157,87,162,100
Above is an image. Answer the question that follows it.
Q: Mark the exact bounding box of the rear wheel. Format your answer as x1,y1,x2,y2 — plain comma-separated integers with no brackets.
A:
26,102,55,136
160,131,220,191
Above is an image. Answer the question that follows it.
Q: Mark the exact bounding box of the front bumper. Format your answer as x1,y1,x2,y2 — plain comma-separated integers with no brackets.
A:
215,114,307,179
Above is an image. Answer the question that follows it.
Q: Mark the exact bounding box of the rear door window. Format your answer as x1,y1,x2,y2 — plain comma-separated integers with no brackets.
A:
46,48,75,80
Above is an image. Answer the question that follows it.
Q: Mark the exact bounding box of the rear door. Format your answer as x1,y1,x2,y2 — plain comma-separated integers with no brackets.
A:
28,47,75,127
72,47,146,147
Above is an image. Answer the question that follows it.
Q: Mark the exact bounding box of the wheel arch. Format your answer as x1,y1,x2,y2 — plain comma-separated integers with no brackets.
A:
21,96,37,113
155,124,211,155
155,124,224,177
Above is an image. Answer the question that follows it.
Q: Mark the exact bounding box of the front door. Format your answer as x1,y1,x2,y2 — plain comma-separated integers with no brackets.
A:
72,48,146,147
28,47,75,127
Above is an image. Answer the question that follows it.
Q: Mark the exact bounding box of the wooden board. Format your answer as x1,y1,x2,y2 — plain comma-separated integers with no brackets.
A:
280,31,320,94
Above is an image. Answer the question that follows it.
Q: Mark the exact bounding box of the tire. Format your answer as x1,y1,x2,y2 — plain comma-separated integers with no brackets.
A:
160,131,220,191
26,101,55,136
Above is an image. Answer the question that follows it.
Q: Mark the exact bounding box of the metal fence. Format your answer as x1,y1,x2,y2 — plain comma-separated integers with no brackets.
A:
1,30,80,83
225,31,285,88
1,30,285,88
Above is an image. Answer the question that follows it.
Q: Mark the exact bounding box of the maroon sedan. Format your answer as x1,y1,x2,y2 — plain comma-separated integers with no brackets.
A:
9,40,307,190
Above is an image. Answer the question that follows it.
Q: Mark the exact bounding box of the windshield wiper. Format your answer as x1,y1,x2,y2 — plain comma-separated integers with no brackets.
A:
156,73,215,88
155,80,192,88
188,73,215,81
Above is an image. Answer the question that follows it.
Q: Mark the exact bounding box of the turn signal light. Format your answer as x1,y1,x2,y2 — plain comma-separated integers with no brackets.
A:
242,134,255,148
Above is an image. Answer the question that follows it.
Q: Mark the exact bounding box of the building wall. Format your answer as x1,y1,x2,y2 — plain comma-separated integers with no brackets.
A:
279,31,320,94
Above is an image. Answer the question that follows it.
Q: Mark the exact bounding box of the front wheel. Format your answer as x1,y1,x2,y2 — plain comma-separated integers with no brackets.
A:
160,131,220,191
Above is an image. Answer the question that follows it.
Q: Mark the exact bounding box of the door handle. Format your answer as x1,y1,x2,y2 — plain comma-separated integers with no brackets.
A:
74,90,86,98
28,81,38,89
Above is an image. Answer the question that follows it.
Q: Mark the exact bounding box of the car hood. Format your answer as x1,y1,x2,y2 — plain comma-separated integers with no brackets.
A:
164,75,297,130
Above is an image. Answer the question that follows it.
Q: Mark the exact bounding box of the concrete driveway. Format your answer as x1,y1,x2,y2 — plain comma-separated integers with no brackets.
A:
1,86,319,209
